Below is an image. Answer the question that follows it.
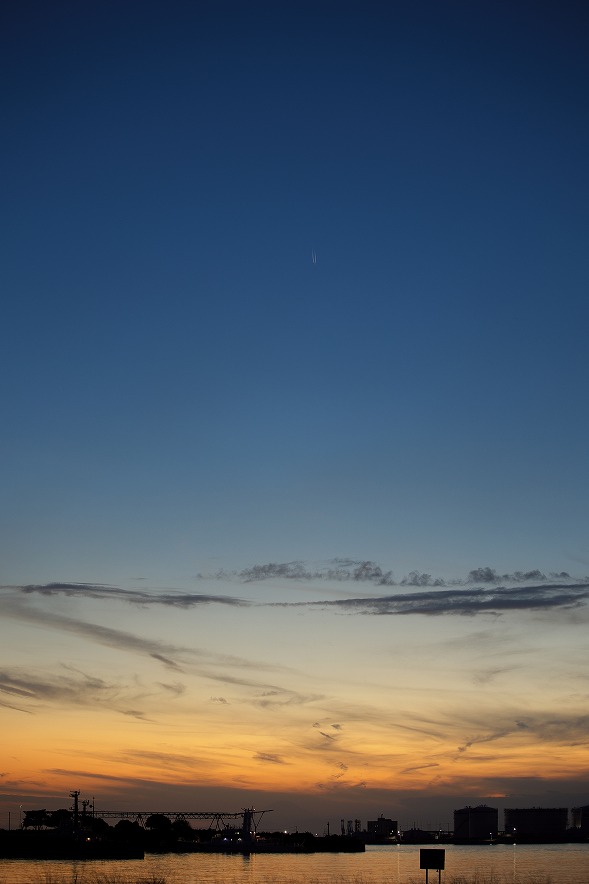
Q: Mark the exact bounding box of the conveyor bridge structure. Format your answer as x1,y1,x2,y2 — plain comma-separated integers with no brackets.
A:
94,807,271,837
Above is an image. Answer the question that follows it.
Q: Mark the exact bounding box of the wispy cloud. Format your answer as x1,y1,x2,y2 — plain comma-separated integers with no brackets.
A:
316,778,367,792
0,597,303,696
6,566,584,619
253,688,324,709
254,752,287,764
402,762,440,774
0,696,33,715
10,582,247,608
204,559,397,584
439,708,589,765
199,559,579,592
120,750,202,771
0,596,191,668
455,729,514,757
150,654,185,672
471,666,519,686
282,582,589,616
0,665,158,718
512,713,589,744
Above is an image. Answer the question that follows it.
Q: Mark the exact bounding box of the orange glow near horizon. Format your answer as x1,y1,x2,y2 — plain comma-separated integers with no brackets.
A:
2,577,589,829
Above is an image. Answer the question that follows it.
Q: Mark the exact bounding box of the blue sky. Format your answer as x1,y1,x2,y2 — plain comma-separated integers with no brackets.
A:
1,0,589,830
3,0,588,585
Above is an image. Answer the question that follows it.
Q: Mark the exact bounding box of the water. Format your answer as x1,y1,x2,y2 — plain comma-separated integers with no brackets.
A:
0,843,587,883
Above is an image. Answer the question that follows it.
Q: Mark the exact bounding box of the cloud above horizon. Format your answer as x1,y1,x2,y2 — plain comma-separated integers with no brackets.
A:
0,664,161,719
4,563,588,619
200,559,576,589
9,582,247,608
0,595,303,698
289,582,589,616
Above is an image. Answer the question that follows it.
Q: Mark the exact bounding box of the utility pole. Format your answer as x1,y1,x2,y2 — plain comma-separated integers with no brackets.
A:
70,790,80,833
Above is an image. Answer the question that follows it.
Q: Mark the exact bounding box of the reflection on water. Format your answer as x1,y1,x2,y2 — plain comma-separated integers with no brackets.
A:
0,843,587,883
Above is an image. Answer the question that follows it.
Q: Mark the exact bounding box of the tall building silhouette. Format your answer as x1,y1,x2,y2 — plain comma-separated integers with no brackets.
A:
453,805,498,840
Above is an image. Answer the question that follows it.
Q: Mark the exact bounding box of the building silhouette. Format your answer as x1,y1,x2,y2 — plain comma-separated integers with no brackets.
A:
504,807,568,839
453,805,498,840
366,815,397,840
571,805,589,835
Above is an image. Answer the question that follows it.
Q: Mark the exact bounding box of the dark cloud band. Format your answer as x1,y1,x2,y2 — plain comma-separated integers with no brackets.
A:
296,582,589,616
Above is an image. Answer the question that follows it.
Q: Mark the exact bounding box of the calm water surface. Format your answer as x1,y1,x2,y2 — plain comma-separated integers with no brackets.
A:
0,843,587,883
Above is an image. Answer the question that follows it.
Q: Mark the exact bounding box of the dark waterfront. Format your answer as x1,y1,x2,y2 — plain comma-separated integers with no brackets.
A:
1,843,589,883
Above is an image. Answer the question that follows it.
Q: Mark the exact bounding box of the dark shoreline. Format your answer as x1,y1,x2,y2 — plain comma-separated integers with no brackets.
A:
0,830,144,860
1,828,586,860
0,830,364,859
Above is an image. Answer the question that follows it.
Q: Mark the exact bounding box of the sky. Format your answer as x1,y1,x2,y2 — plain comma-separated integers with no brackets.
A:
1,0,589,834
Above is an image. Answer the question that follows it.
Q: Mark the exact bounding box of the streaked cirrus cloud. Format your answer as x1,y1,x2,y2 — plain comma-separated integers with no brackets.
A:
281,582,589,616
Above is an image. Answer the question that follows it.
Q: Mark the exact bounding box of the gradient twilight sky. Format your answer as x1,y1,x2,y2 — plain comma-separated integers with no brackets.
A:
1,0,589,833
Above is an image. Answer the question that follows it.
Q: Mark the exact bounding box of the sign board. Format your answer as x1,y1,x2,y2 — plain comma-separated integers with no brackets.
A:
420,848,445,870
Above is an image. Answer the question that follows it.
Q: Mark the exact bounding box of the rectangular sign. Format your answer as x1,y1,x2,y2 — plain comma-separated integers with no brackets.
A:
420,848,445,870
